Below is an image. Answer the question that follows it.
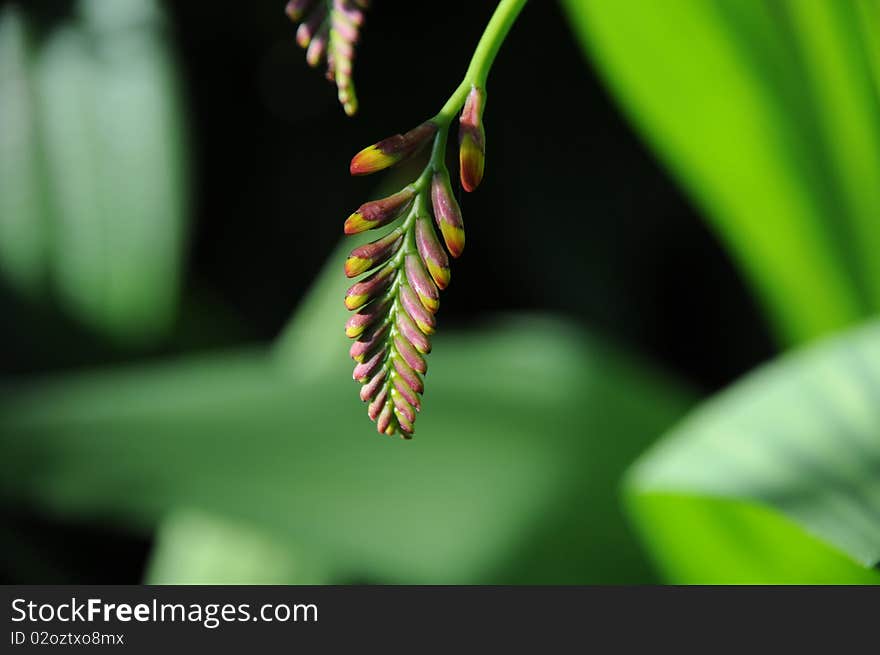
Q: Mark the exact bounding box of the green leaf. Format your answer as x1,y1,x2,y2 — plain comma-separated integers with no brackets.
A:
0,316,690,584
625,320,880,583
0,6,47,297
145,509,329,584
562,0,880,344
15,0,188,343
273,239,361,381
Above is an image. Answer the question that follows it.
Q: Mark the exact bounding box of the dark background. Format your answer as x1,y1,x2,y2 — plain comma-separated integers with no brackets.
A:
0,0,774,583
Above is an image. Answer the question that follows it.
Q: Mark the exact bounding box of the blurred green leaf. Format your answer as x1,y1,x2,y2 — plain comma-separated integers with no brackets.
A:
273,238,370,381
273,169,419,380
145,509,329,584
0,314,690,583
562,0,880,344
0,6,47,297
0,0,188,343
626,320,880,583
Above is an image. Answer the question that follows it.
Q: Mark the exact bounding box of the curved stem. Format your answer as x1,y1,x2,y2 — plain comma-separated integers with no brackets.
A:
464,0,528,86
436,0,528,124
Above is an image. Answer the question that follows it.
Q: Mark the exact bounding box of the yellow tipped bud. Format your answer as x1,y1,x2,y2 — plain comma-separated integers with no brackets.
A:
458,86,486,192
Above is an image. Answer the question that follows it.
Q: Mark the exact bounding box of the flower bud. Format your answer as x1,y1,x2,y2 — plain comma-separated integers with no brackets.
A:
392,371,421,409
392,354,424,394
430,171,465,257
396,310,431,354
404,254,439,313
286,0,315,22
306,26,329,67
344,186,414,234
350,322,390,362
344,266,395,310
359,369,386,402
335,0,365,26
414,215,450,290
344,299,388,338
376,402,395,435
350,121,438,175
399,284,435,335
458,86,486,192
394,334,426,374
352,347,386,383
344,228,403,277
296,4,327,48
331,8,360,43
369,388,389,421
393,404,415,437
391,388,416,424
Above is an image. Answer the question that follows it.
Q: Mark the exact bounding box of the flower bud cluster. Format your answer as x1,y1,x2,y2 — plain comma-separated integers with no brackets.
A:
286,0,368,116
343,107,488,437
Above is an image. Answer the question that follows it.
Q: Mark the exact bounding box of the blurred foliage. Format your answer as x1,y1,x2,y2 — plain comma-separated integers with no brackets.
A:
3,0,880,586
0,200,693,585
564,0,880,583
627,320,880,583
145,509,329,584
563,0,880,345
630,495,880,584
0,304,690,582
0,0,187,344
0,7,45,297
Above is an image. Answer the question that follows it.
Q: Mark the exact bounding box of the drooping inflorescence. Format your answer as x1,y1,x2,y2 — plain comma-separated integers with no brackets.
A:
284,0,525,438
343,100,485,438
285,0,368,116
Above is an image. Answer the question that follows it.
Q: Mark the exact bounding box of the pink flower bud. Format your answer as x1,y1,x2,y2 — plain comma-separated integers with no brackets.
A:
458,86,486,192
430,170,465,257
350,122,437,175
414,215,450,290
344,228,403,277
404,254,439,313
344,186,414,234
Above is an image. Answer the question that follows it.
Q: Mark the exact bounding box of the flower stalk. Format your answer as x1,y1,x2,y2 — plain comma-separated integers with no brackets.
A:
286,0,369,116
340,0,526,437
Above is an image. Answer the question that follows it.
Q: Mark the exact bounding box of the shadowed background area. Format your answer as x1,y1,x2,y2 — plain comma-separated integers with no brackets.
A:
7,0,876,585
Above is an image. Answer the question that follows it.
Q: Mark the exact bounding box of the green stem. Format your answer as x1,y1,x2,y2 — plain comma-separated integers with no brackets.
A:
436,0,528,123
381,0,528,407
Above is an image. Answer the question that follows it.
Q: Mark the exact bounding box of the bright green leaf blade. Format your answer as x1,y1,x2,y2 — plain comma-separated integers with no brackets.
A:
629,493,880,584
782,0,880,307
0,6,47,297
562,0,880,343
145,508,329,584
0,317,689,584
626,319,880,582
